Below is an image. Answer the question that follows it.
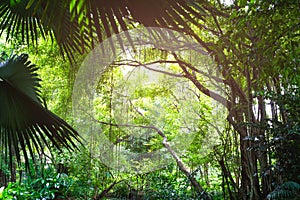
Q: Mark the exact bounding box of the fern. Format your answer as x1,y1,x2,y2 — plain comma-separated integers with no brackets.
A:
267,181,300,200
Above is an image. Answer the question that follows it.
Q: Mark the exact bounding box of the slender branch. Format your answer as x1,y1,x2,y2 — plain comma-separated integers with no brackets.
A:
178,60,230,95
97,120,166,138
184,63,229,85
96,180,124,200
113,59,184,78
210,9,223,35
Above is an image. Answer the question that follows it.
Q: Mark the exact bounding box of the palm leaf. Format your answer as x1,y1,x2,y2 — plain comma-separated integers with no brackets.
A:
0,0,89,63
0,54,81,171
0,0,212,62
81,0,210,46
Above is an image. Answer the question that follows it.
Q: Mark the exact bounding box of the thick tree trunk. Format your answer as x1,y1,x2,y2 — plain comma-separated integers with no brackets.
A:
240,138,261,200
257,95,270,196
240,138,251,199
228,114,261,200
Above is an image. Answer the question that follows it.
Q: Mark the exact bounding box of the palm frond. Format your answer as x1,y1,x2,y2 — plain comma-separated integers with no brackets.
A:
84,0,209,41
0,0,89,63
1,0,212,62
0,54,81,170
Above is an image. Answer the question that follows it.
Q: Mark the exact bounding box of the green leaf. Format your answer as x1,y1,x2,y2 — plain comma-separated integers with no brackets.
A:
0,54,82,172
25,0,35,10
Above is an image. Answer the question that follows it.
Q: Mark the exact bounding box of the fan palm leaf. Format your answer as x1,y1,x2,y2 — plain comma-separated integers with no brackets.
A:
0,54,81,170
0,0,89,62
0,0,213,62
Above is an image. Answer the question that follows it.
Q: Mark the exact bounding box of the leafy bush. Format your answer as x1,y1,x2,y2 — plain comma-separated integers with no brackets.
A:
53,147,112,199
141,164,200,200
0,168,72,200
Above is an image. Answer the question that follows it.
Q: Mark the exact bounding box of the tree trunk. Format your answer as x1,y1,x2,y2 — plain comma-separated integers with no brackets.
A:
239,133,261,200
228,114,261,200
218,158,238,199
0,169,8,186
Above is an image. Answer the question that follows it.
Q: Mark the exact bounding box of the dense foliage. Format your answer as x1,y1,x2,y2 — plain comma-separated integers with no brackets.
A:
0,0,299,199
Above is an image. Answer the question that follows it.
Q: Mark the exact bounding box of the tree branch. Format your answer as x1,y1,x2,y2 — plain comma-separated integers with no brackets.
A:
113,59,184,78
173,53,231,109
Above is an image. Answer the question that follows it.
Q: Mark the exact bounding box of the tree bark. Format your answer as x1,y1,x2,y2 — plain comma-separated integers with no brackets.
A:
228,112,261,200
218,158,238,199
0,169,8,186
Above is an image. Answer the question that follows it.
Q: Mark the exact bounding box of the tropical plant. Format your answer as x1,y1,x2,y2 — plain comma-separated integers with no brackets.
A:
0,0,299,200
267,181,300,200
0,165,72,200
0,0,216,183
0,54,81,172
0,0,211,61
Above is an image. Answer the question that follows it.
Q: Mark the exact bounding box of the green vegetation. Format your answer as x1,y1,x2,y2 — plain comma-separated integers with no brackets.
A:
0,0,299,199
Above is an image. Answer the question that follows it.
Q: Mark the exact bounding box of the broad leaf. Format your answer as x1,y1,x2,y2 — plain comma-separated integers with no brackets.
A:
0,54,81,170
